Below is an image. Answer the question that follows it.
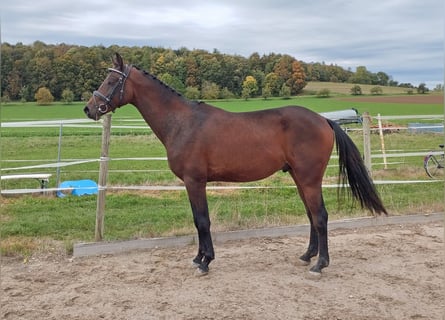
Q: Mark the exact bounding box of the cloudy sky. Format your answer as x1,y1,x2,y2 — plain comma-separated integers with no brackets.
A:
2,0,443,87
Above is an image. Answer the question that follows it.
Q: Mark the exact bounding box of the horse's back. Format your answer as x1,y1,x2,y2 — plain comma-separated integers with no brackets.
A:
191,104,334,156
244,105,334,145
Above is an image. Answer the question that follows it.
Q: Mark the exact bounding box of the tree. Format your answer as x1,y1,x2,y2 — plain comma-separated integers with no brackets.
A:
417,83,429,94
376,72,389,86
280,83,291,99
262,84,272,100
61,89,74,104
159,73,186,94
290,60,307,94
241,76,258,99
185,55,200,87
350,85,362,95
5,71,22,100
274,55,294,84
433,84,443,92
200,55,223,87
349,66,372,84
19,86,32,102
263,72,281,97
151,53,166,75
34,87,54,105
1,42,403,103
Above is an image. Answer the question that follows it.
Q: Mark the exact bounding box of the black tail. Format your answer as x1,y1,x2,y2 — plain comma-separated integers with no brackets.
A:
327,119,387,215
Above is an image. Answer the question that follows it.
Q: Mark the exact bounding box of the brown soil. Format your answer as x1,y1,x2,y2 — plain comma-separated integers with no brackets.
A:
339,94,443,104
1,222,443,320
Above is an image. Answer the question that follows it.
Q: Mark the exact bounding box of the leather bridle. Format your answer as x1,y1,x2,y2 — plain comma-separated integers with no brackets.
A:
93,65,132,114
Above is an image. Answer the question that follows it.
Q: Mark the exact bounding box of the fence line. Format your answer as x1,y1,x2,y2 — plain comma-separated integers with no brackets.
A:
2,118,443,193
1,179,442,196
2,150,440,173
2,115,443,240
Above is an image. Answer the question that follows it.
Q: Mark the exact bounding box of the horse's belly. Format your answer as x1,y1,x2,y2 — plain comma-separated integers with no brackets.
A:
207,153,283,182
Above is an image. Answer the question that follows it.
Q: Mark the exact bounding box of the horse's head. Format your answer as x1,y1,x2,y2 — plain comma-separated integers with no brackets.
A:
84,53,132,120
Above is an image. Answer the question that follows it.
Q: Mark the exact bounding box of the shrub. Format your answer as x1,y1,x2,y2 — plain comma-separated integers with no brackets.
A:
34,87,54,105
61,89,75,104
316,88,331,98
370,86,383,95
201,81,220,100
280,84,291,99
185,86,200,100
350,85,362,95
82,91,92,101
1,93,11,104
262,85,271,100
219,87,236,99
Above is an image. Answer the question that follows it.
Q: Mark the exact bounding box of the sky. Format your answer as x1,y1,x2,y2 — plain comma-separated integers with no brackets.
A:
2,0,444,88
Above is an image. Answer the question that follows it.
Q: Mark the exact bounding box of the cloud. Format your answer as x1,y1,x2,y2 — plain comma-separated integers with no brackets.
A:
2,0,443,87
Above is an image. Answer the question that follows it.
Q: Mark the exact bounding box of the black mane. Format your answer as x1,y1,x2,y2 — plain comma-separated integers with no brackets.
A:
133,65,182,98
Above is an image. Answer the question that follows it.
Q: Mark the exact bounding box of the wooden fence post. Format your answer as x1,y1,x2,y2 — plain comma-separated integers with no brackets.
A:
95,114,112,241
377,113,388,169
362,112,372,176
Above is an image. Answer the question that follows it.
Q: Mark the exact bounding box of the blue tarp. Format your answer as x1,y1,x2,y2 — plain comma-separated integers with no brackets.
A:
408,123,444,133
57,179,98,198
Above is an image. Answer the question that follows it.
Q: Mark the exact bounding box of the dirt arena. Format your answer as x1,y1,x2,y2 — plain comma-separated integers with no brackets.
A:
2,218,443,320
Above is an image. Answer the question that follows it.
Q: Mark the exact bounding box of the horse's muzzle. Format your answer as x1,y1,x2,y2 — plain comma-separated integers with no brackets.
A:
84,106,94,120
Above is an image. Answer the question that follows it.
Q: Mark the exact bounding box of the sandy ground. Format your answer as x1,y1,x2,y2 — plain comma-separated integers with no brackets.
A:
1,221,443,320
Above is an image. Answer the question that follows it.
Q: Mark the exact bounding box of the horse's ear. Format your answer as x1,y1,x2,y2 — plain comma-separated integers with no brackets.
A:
112,53,124,71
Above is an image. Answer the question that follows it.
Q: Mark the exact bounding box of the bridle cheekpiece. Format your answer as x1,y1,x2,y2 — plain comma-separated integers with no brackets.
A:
93,65,132,114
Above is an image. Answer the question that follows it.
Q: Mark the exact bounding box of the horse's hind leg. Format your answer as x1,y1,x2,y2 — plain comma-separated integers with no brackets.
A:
290,171,330,274
298,207,319,265
307,195,329,274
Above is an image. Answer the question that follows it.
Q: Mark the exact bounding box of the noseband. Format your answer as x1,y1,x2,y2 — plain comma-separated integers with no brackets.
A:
93,65,132,114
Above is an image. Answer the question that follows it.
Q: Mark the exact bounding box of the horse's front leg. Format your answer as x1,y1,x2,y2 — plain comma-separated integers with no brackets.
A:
185,179,214,274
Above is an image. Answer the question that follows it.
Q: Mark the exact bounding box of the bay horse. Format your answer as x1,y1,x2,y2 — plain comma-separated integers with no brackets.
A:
84,53,387,276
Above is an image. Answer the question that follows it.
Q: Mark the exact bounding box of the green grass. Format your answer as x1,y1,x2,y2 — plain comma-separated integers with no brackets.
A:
1,95,443,257
1,93,443,122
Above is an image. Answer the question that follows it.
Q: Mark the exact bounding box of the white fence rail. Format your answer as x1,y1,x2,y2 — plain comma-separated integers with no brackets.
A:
1,115,443,196
2,115,443,240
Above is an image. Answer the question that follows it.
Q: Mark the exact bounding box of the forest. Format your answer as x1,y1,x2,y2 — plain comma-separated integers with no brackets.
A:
1,41,403,102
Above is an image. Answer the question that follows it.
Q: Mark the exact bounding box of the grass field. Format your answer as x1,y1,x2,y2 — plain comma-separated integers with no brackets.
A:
303,81,417,95
1,93,443,257
1,89,443,120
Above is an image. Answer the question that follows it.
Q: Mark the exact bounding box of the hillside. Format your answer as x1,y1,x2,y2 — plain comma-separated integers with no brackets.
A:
304,81,416,95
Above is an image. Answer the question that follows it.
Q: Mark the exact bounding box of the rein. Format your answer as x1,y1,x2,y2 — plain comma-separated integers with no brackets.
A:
93,65,132,114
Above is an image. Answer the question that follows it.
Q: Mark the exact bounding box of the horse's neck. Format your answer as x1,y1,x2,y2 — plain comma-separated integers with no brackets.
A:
130,70,191,146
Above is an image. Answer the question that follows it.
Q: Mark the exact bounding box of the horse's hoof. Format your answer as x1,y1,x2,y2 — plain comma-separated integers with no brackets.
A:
191,261,201,268
296,258,310,266
194,267,209,277
308,270,322,279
